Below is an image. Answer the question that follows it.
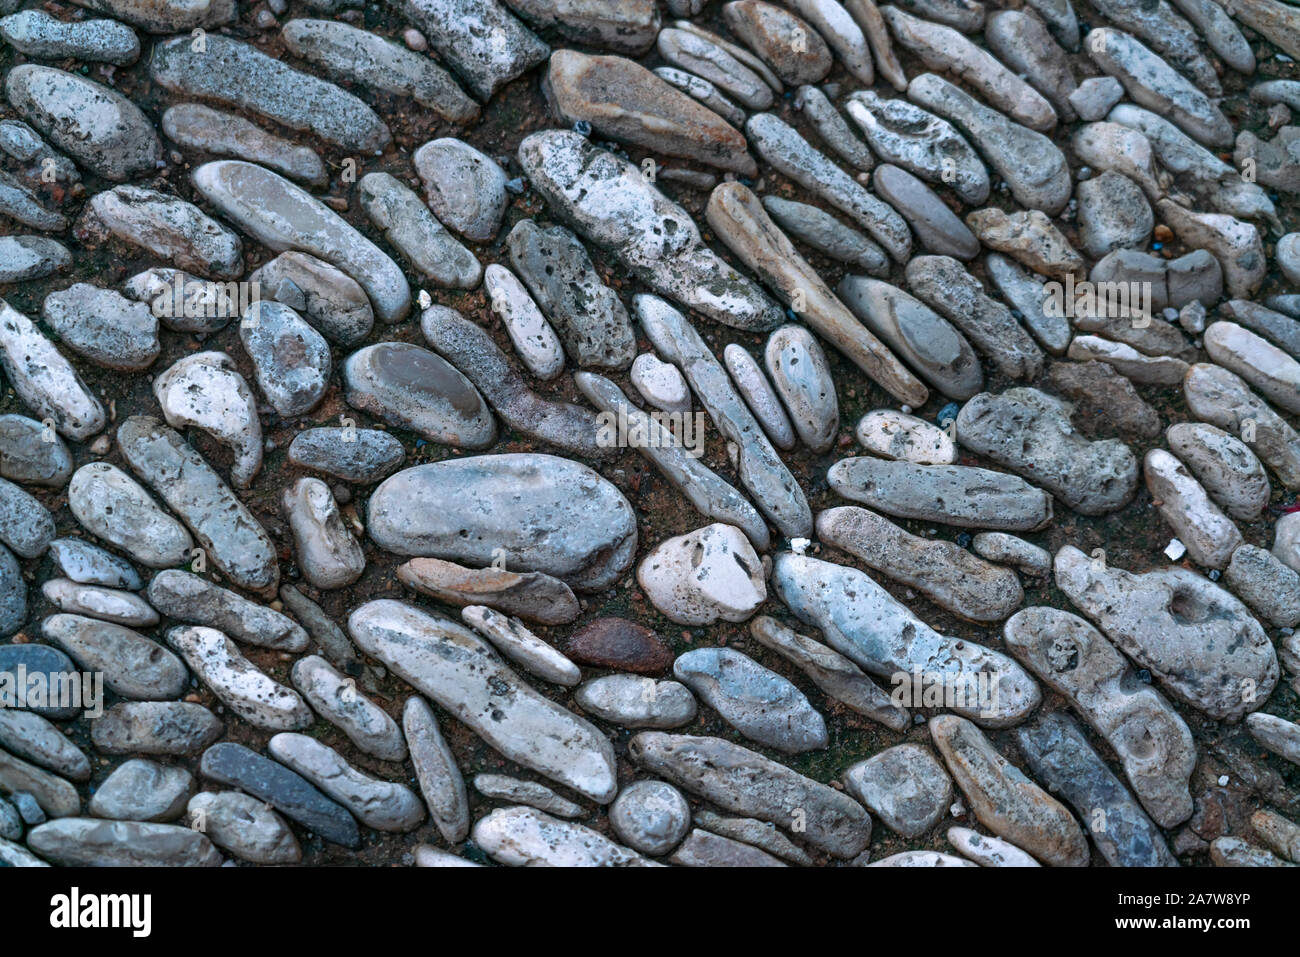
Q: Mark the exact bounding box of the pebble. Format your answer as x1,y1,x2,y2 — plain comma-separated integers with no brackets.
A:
1167,422,1271,522
1278,233,1300,286
723,344,795,450
396,557,580,625
343,341,495,448
1210,836,1293,867
359,172,481,289
869,850,976,866
151,35,390,152
41,284,158,373
0,300,105,441
772,552,1041,726
1067,336,1190,386
723,1,832,85
403,696,469,843
92,701,221,756
27,819,221,867
153,352,263,488
843,744,952,838
749,615,908,731
609,781,691,855
1224,545,1300,629
1089,0,1221,94
0,168,64,231
5,65,159,180
89,760,193,822
41,581,157,628
474,773,581,818
947,827,1040,867
282,478,365,590
0,710,90,781
630,353,690,415
565,617,673,674
280,585,362,676
293,654,404,762
251,252,375,346
268,733,423,832
1161,203,1266,300
796,85,874,172
1184,362,1300,490
513,0,659,52
986,8,1077,119
167,625,312,731
970,533,1051,578
240,301,331,418
1205,321,1300,416
199,741,359,848
288,428,404,484
461,605,580,687
74,0,235,32
0,545,23,636
843,91,989,204
0,746,78,817
574,675,698,729
409,138,508,242
481,266,563,380
908,73,1071,214
760,195,889,275
1016,712,1177,867
0,796,19,840
1054,544,1278,722
0,415,71,488
786,0,875,84
629,731,871,858
0,235,70,283
764,324,838,453
875,165,978,260
0,119,77,184
1003,606,1195,828
671,827,787,866
0,478,54,558
1076,169,1153,259
162,103,326,186
1277,512,1300,575
1251,808,1300,863
548,52,753,175
349,600,617,802
657,26,773,109
930,714,1089,867
827,456,1054,531
187,791,301,864
1069,76,1125,122
146,570,309,652
473,805,656,866
506,220,636,369
518,130,780,331
638,523,767,626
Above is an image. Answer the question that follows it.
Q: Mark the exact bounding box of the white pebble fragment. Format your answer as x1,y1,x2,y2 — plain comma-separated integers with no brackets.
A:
483,264,564,380
460,605,580,687
630,352,691,416
637,523,767,625
855,409,955,464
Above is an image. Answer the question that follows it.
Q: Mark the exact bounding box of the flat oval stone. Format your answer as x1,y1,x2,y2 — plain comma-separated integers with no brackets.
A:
162,103,326,186
0,10,138,63
843,743,951,838
855,409,955,464
403,696,469,843
0,300,105,441
343,342,495,448
67,0,235,32
152,352,262,488
473,773,581,818
873,164,979,260
638,523,766,626
250,252,374,347
0,477,54,558
760,195,889,276
187,791,301,864
268,733,424,832
609,780,690,855
368,454,636,591
723,1,832,85
145,569,307,652
0,545,23,637
1205,320,1300,415
396,557,580,625
1184,362,1300,490
0,709,90,781
41,581,157,627
765,324,838,453
292,654,405,762
413,137,507,243
41,283,159,373
0,235,70,283
1144,448,1242,569
0,747,79,817
4,64,159,180
484,265,564,380
287,427,404,484
565,617,672,673
27,819,221,866
282,478,364,590
0,414,72,487
358,172,482,289
240,301,331,418
474,805,656,866
1224,545,1300,630
461,606,579,687
89,759,194,822
0,644,81,720
574,675,698,729
167,625,313,731
723,343,796,450
947,827,1039,867
92,701,222,756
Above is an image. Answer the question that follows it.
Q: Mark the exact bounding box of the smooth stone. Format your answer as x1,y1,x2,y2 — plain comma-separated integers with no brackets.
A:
955,388,1138,515
0,796,19,840
0,478,54,558
984,8,1076,119
27,819,220,866
152,353,262,488
517,130,780,331
724,343,796,451
359,172,480,289
0,748,78,817
826,456,1053,530
461,605,580,687
278,586,361,676
280,19,477,122
0,710,90,781
843,743,951,838
1279,233,1300,286
0,9,138,62
250,252,374,346
474,805,656,866
0,168,65,231
545,50,753,175
905,254,1043,380
80,184,245,280
122,268,235,335
1016,712,1177,867
1278,512,1300,576
282,478,364,590
41,284,158,373
1210,837,1293,867
473,773,581,818
1086,29,1230,148
565,618,673,674
631,731,871,857
166,625,313,731
0,545,22,636
1184,362,1300,490
1247,713,1300,767
193,161,409,323
1145,448,1242,568
146,570,308,652
639,523,767,627
749,615,908,731
1222,302,1300,366
657,26,773,109
965,208,1084,281
787,0,875,83
746,112,911,262
652,66,747,129
343,341,494,448
631,353,691,415
930,714,1088,867
186,791,300,864
1067,336,1189,386
413,846,478,867
843,91,988,204
4,65,159,180
369,455,636,591
1224,545,1300,630
764,324,838,453
874,165,978,260
1069,76,1124,122
1003,606,1195,828
89,760,193,822
0,644,82,720
674,647,827,753
199,741,359,847
845,0,908,89
1205,321,1300,415
403,696,469,843
1045,361,1160,440
41,581,157,628
389,0,548,101
837,277,982,400
907,73,1070,214
240,301,331,418
162,103,325,185
609,780,691,855
293,654,404,762
1251,809,1300,864
796,84,874,172
869,850,975,866
151,35,389,151
760,195,889,275
723,1,832,85
410,140,508,245
288,428,404,484
0,300,104,441
818,505,1024,622
396,557,580,625
671,828,787,866
484,265,564,380
970,533,1050,578
507,0,658,52
348,600,618,802
91,702,221,756
574,675,698,729
636,295,813,537
947,827,1040,867
0,236,69,283
0,118,78,183
1158,201,1265,300
67,0,234,32
772,553,1041,727
506,220,636,369
1054,545,1278,722
693,809,811,864
422,305,604,458
1076,170,1152,259
268,733,423,832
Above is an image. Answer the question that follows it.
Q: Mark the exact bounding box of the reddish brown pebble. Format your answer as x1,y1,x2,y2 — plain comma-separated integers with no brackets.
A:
564,617,673,674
